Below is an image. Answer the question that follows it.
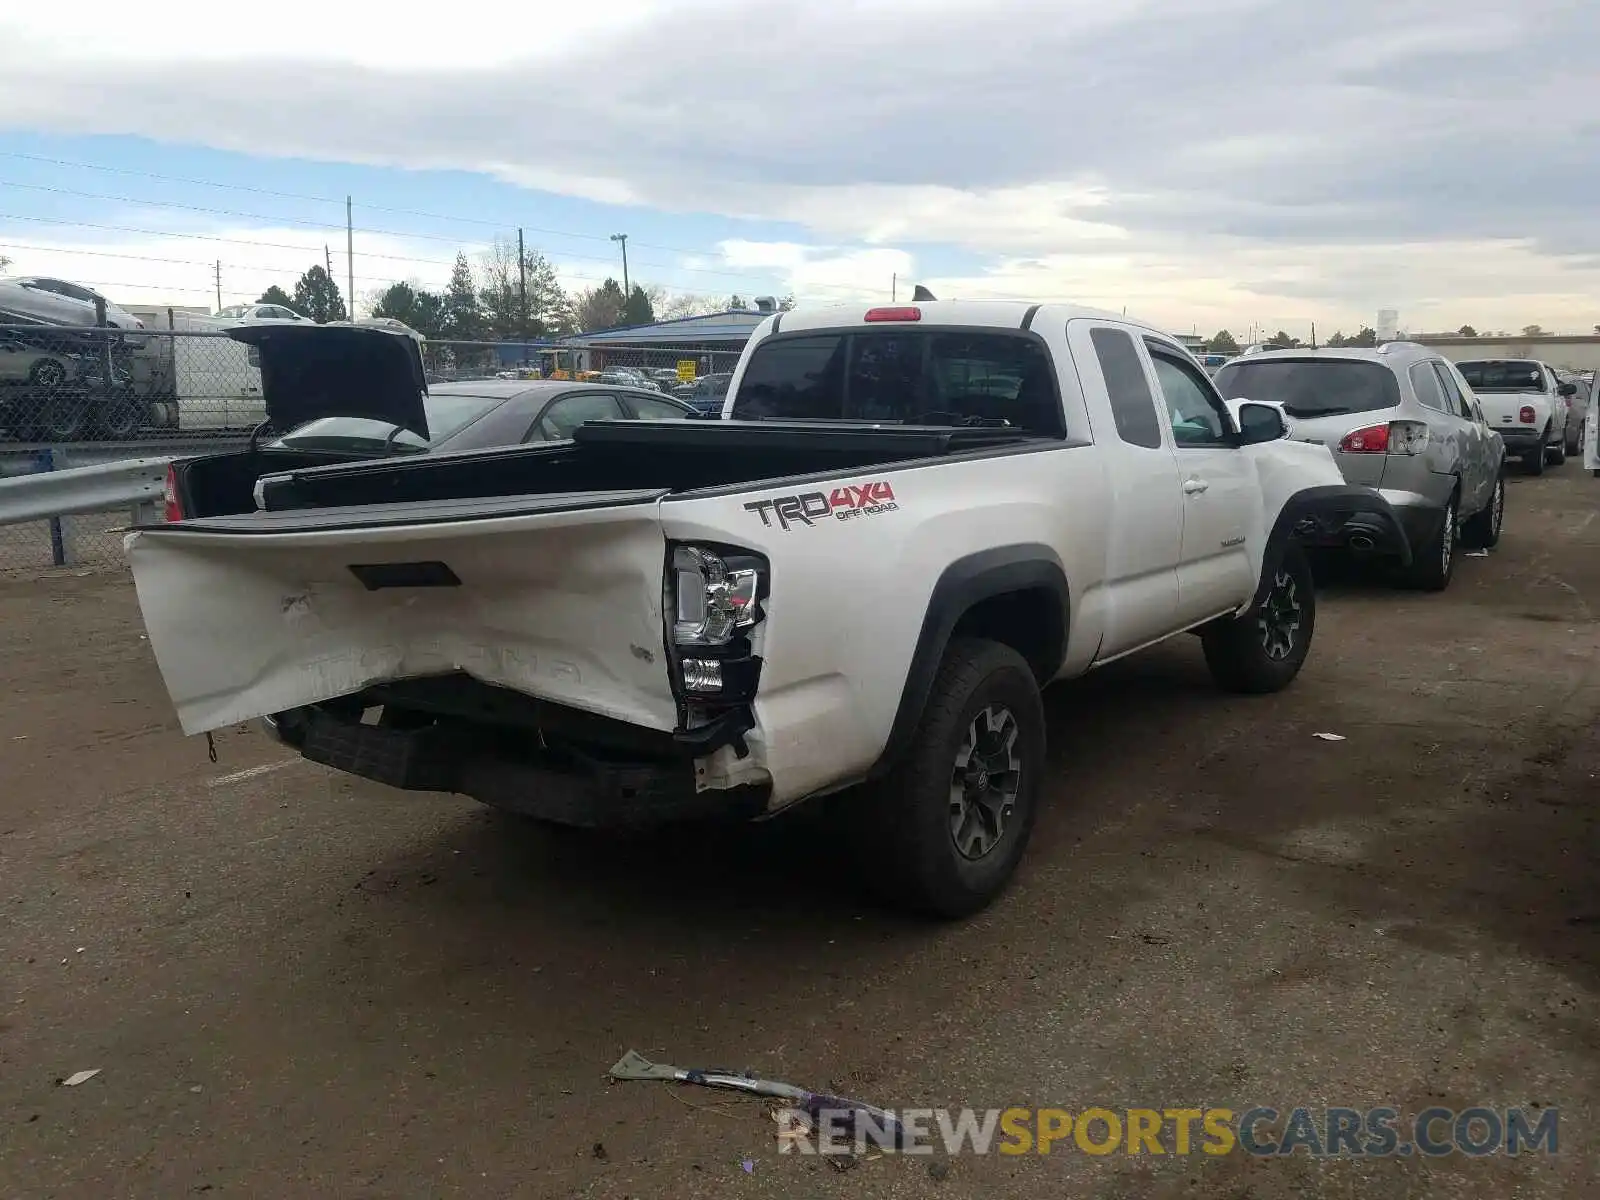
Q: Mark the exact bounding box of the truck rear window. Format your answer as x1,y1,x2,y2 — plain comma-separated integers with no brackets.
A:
1212,359,1400,418
730,330,1061,433
1456,361,1545,393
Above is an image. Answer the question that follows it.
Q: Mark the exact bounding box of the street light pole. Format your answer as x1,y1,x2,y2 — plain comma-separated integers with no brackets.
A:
610,233,630,300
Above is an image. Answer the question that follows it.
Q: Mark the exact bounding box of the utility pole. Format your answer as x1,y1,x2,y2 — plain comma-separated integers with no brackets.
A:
518,227,528,340
610,233,630,300
214,260,222,311
324,244,333,277
892,273,897,302
346,196,355,319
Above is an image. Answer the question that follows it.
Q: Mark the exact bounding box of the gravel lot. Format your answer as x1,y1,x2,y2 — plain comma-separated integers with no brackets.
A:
2,469,1597,1199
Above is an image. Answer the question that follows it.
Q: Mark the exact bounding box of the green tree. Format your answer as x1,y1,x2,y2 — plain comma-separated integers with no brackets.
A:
257,284,295,309
575,278,628,332
1347,326,1378,347
292,265,348,323
1208,329,1240,354
1266,329,1301,349
778,294,796,311
727,294,747,310
441,252,483,341
1521,324,1545,337
370,280,448,338
476,237,574,339
622,284,655,326
1457,325,1478,338
1326,331,1348,347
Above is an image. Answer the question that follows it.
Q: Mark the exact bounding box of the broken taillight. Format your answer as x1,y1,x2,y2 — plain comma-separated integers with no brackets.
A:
162,463,183,522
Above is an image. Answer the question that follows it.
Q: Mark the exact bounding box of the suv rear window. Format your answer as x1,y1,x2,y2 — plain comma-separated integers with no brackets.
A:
1456,361,1546,392
1212,358,1400,418
730,330,1060,433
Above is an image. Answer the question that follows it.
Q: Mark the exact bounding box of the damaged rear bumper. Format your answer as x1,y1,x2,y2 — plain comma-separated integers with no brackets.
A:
263,683,769,830
1288,487,1414,564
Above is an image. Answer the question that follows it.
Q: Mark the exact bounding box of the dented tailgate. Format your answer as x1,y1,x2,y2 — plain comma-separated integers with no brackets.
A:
126,492,675,737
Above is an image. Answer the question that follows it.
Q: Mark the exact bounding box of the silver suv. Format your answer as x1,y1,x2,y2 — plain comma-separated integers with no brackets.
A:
1213,342,1506,591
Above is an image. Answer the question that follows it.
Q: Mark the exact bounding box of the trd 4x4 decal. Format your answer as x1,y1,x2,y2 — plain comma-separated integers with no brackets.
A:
745,481,899,530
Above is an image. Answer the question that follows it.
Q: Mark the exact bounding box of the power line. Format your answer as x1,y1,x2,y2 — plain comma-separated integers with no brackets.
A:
0,150,762,260
0,215,870,301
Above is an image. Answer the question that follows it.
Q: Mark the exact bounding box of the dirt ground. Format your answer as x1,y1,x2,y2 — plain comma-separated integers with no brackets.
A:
2,470,1597,1199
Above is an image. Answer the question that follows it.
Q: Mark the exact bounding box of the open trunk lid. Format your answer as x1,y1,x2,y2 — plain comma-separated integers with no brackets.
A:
230,323,430,440
126,492,675,737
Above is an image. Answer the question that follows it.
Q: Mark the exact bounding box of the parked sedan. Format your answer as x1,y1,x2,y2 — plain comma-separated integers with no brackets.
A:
268,380,696,457
0,277,146,336
0,337,82,389
1214,343,1505,591
672,372,732,415
213,303,307,324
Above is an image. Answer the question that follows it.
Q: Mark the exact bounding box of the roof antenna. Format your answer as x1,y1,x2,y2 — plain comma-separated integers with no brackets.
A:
911,285,936,302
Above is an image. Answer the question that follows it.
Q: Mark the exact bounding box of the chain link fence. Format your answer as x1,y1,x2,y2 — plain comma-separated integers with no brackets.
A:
0,324,755,571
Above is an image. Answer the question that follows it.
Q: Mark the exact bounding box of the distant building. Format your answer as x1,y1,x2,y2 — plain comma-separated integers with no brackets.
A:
1413,333,1600,374
560,302,779,367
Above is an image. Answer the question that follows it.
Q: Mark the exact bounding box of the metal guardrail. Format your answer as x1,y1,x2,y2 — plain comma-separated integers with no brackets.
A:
0,450,174,567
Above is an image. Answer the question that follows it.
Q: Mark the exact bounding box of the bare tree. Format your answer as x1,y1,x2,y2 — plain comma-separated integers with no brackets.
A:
477,236,574,338
655,291,723,320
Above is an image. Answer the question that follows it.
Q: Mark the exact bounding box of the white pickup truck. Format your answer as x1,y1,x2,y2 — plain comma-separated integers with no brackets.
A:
1455,358,1578,474
128,306,1408,917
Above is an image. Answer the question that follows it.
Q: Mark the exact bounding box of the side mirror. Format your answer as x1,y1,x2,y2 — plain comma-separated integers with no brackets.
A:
1558,381,1578,397
1236,401,1287,445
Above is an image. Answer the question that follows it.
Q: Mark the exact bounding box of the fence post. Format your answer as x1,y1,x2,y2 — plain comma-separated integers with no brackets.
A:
35,448,68,567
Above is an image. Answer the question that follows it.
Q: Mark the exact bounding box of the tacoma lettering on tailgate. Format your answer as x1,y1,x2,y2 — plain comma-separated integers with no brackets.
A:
744,481,899,531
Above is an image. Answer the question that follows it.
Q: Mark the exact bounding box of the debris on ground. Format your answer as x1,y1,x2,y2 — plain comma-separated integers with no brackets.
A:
1313,732,1347,742
60,1070,101,1087
609,1049,908,1147
591,1142,608,1161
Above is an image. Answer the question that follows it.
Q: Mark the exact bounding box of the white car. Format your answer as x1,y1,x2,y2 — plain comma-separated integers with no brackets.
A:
213,303,306,324
128,305,1409,917
0,276,146,335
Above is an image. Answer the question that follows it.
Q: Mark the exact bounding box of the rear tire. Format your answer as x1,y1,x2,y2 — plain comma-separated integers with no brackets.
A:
1401,494,1458,591
1547,436,1566,467
95,392,146,440
38,392,91,442
855,638,1045,919
1524,433,1547,475
1461,474,1505,550
1202,542,1316,694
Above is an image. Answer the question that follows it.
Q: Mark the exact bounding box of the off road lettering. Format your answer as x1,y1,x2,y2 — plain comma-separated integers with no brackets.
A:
746,480,901,530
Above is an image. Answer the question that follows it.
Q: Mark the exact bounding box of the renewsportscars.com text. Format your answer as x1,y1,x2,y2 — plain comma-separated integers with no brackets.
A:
776,1105,1559,1158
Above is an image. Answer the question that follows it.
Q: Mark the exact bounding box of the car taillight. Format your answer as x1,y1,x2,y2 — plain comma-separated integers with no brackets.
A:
1340,424,1390,453
162,463,183,522
1519,406,1535,424
1339,420,1428,455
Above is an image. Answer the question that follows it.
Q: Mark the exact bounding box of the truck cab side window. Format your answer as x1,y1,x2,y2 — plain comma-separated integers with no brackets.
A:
1089,327,1162,449
1146,345,1231,446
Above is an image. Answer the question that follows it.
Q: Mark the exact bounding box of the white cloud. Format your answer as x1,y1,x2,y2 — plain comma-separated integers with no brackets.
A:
2,0,1598,329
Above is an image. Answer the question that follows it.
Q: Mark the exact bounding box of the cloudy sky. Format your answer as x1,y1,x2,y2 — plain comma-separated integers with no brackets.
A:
1,0,1596,337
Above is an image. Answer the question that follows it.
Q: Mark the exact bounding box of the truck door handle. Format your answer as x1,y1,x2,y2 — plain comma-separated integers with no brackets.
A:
1183,479,1209,495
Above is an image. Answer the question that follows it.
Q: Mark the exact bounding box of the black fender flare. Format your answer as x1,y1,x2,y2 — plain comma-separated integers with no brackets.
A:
869,544,1069,778
1260,484,1413,602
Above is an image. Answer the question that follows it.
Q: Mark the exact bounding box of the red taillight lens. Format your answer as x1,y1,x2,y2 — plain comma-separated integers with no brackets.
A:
1339,420,1429,455
863,306,922,323
1519,405,1535,424
1340,424,1390,453
162,463,183,522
